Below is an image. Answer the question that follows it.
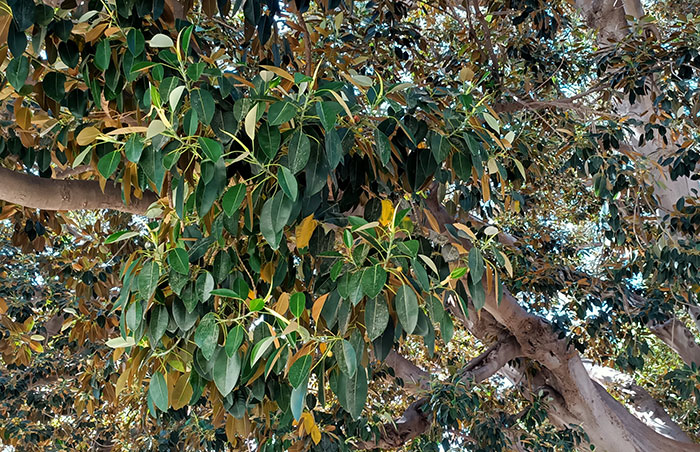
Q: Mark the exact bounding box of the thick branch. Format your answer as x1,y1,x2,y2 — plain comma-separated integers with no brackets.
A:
585,360,693,443
648,317,700,367
0,167,158,215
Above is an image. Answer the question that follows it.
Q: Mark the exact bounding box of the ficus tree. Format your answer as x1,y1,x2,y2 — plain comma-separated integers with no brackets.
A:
0,0,699,450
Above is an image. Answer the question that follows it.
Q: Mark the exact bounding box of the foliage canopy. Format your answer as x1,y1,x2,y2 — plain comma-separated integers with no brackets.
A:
0,0,699,450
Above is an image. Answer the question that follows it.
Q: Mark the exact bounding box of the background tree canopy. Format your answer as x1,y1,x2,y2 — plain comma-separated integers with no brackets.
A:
0,0,699,450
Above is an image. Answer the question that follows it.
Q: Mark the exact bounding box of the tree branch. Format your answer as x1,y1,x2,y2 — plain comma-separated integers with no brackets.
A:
648,316,700,367
584,360,693,443
0,167,158,215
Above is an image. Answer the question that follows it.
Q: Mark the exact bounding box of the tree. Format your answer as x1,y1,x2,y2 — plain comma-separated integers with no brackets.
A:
0,0,698,450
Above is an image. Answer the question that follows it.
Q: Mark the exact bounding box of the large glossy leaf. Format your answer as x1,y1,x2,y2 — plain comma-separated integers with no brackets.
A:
149,371,169,412
365,297,389,341
268,101,297,125
468,247,485,284
287,129,311,174
222,183,247,216
361,265,386,299
198,137,223,162
168,248,190,275
194,313,219,361
148,304,169,344
289,354,312,388
345,366,368,420
225,325,245,357
191,88,215,125
7,56,29,91
395,284,418,334
290,376,308,421
212,347,241,397
335,340,356,378
138,260,160,301
277,166,298,201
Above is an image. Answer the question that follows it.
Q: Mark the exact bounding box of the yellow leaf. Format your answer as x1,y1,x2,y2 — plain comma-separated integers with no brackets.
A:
311,293,329,322
379,200,393,226
106,126,148,135
295,214,317,249
453,223,477,240
260,65,295,82
424,209,441,233
225,415,236,444
260,262,274,283
15,106,31,129
498,250,513,277
310,425,322,445
171,373,193,410
76,126,101,146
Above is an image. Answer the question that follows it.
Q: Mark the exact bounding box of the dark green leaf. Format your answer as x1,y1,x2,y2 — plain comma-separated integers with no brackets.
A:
194,312,219,361
258,122,281,160
95,40,111,71
191,88,215,125
287,129,310,174
290,292,305,318
125,134,144,163
395,284,418,334
222,183,247,216
149,371,169,412
335,340,356,378
361,265,386,299
127,28,145,56
138,260,160,301
168,248,190,275
6,56,29,91
289,354,312,388
198,137,223,162
148,304,169,344
277,166,298,201
365,297,389,341
267,101,297,125
97,151,120,179
374,128,391,167
315,101,343,130
225,325,245,357
345,366,367,420
43,72,66,102
213,347,241,396
468,247,485,284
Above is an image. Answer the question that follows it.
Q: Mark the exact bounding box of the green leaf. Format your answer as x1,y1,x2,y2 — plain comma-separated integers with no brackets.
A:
125,134,144,163
431,132,451,163
259,192,293,250
127,28,145,56
315,101,343,131
289,292,305,318
395,284,418,334
249,298,265,312
440,313,454,343
213,347,241,397
345,366,368,420
196,271,214,303
194,312,219,361
97,151,120,179
168,248,190,275
7,56,29,91
290,376,308,421
43,72,66,102
172,298,198,331
104,230,139,244
198,137,223,162
267,101,297,125
126,300,143,331
222,184,247,216
335,340,356,378
250,336,275,365
258,122,281,160
287,129,311,174
289,354,312,388
138,260,160,301
191,88,215,125
468,277,486,312
361,265,386,299
210,289,242,299
95,40,111,71
374,128,392,167
148,304,169,344
225,325,245,357
277,166,298,201
468,247,485,284
364,297,389,341
149,371,169,412
483,112,500,134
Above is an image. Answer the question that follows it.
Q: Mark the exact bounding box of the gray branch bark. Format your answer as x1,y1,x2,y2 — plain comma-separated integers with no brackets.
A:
0,166,158,215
